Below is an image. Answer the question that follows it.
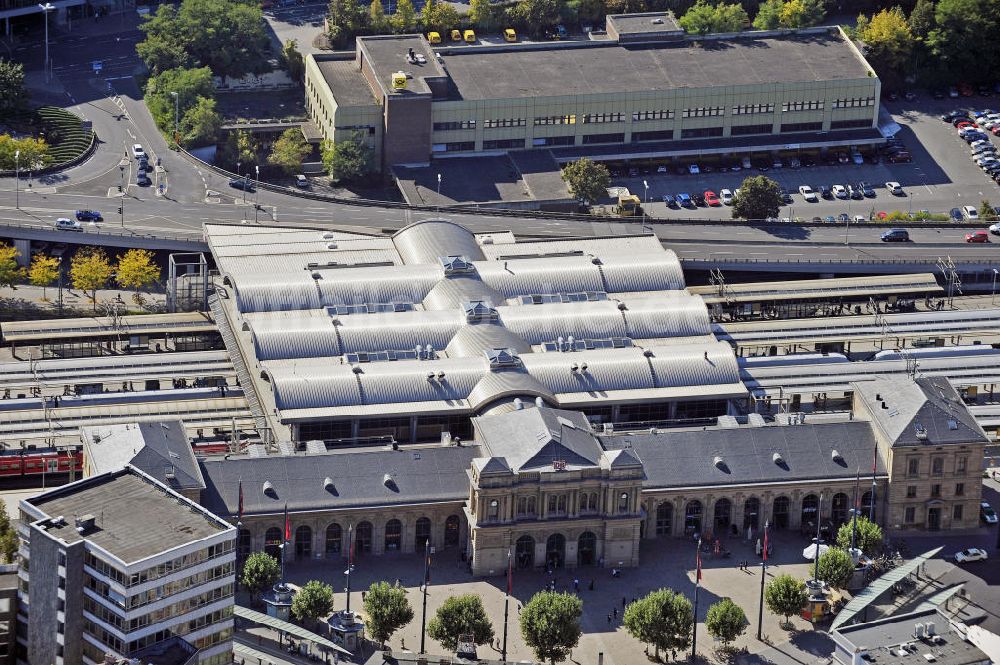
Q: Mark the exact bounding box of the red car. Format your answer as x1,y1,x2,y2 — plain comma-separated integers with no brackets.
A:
704,191,721,206
966,230,990,243
959,82,975,97
956,121,975,129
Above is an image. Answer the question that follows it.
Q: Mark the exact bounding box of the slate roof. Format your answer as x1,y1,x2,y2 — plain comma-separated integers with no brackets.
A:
81,420,205,492
198,445,479,516
474,407,602,472
855,376,989,448
600,420,885,489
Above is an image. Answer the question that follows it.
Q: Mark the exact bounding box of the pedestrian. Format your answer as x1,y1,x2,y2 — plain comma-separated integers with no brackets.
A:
589,579,595,591
607,613,612,625
574,578,579,592
622,596,627,609
362,591,366,602
613,608,618,620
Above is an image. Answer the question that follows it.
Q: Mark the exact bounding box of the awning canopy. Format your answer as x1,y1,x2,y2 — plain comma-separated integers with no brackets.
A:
234,605,352,655
830,547,943,631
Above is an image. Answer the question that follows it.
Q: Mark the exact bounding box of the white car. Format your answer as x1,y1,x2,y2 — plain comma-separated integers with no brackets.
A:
132,144,145,159
798,185,818,202
688,164,700,175
990,223,1000,236
886,181,904,195
54,218,83,232
975,155,998,166
656,165,667,173
964,205,979,220
853,215,866,222
720,189,734,205
954,548,988,563
982,501,999,523
832,184,848,199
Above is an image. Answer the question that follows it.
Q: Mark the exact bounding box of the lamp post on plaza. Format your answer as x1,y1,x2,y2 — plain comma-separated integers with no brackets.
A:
40,3,54,83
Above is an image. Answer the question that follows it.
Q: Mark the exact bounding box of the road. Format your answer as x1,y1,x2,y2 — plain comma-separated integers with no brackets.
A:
3,21,1000,267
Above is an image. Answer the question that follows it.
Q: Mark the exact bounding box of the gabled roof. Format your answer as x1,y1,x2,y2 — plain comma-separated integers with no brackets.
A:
80,420,205,492
473,456,513,475
474,406,602,472
602,447,643,469
855,375,988,448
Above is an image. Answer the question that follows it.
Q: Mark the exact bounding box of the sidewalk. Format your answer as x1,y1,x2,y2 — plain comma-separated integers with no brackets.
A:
1,283,166,318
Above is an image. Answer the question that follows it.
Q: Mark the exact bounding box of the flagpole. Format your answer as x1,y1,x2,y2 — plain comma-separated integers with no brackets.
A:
692,538,701,662
869,445,878,521
757,521,768,640
236,477,244,594
420,539,430,654
281,502,289,584
502,548,511,661
345,524,354,613
850,466,861,552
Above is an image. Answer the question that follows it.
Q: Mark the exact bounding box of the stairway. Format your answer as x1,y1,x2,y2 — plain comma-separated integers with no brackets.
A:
210,294,267,432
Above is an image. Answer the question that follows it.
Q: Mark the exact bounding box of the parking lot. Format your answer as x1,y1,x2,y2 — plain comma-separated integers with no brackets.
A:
612,96,1000,223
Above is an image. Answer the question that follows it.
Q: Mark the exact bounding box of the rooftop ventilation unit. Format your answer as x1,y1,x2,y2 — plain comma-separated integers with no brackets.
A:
717,415,739,428
914,623,926,639
915,424,928,440
324,477,336,492
748,413,766,427
486,347,520,367
772,452,784,466
75,514,96,533
925,622,935,636
535,397,544,408
440,255,474,274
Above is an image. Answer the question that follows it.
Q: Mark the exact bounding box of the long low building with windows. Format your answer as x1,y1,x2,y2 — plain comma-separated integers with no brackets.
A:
304,16,882,171
206,221,746,445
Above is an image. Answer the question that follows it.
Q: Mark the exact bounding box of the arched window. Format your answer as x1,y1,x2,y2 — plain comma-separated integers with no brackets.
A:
801,494,819,531
831,493,850,525
444,515,460,547
415,517,431,550
264,527,282,559
325,523,342,556
656,502,673,536
773,496,790,529
355,522,373,554
294,525,312,559
685,500,703,534
385,519,402,551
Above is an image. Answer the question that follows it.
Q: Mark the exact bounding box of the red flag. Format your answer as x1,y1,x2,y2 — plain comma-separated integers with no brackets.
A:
696,543,703,584
237,477,244,522
506,549,513,595
763,525,769,563
283,503,290,542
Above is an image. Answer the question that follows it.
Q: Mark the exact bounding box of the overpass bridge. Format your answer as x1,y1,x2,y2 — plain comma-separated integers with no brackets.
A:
0,221,209,265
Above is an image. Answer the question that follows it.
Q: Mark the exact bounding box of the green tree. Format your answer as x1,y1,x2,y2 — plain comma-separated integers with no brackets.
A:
927,0,1000,80
0,531,16,565
181,97,223,147
391,0,418,32
363,581,414,647
144,67,215,138
714,3,749,31
138,0,270,78
327,0,366,46
116,249,160,300
242,551,281,601
835,515,883,556
752,0,783,29
705,598,747,647
511,0,563,36
679,0,718,34
427,594,495,652
908,0,935,39
858,7,915,74
268,128,312,176
282,39,305,82
0,135,50,171
0,243,19,289
322,134,371,183
370,0,389,31
291,580,335,627
423,0,462,33
575,0,606,25
28,255,59,300
70,247,113,311
0,59,28,116
764,574,807,625
623,588,693,661
519,591,582,665
561,157,611,205
732,175,783,221
469,0,495,29
779,0,824,28
979,199,997,220
817,547,855,589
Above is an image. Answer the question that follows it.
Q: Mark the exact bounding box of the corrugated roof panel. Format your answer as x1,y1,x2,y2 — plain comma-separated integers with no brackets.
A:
248,312,341,360
599,251,685,292
232,273,322,313
316,264,442,307
264,360,363,409
357,357,487,404
475,256,604,298
622,293,710,338
467,370,556,411
445,323,532,358
422,276,505,311
336,309,463,354
479,235,663,260
497,301,627,344
393,220,485,265
521,348,655,394
645,342,741,388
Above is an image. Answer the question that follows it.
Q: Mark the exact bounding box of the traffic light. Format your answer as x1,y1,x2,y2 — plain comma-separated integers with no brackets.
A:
118,207,123,215
117,185,122,192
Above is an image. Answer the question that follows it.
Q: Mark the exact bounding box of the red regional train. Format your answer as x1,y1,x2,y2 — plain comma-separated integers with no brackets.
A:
0,447,83,478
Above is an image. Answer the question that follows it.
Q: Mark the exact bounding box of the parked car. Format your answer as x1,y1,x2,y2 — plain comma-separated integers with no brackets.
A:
859,182,875,197
965,230,989,243
688,164,700,175
228,178,255,192
837,213,850,222
676,193,693,208
887,152,912,163
832,184,848,199
848,185,863,200
720,189,734,205
295,175,309,188
886,181,904,195
798,185,818,202
964,205,980,219
54,218,83,232
463,29,476,43
662,194,677,207
136,171,151,186
75,210,103,222
951,208,964,221
704,191,720,206
954,548,988,563
881,228,910,242
989,223,1000,235
741,157,752,170
982,501,999,524
819,185,832,199
691,192,706,206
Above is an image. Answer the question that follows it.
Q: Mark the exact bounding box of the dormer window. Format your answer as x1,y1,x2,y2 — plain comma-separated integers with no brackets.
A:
618,492,629,512
488,499,499,520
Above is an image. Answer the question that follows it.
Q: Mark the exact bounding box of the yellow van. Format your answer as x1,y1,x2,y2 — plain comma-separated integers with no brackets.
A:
427,31,441,44
463,29,476,43
504,28,517,42
450,29,462,42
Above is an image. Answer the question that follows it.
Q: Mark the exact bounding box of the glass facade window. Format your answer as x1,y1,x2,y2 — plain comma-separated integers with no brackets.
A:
955,482,964,496
632,110,674,121
680,127,723,139
632,130,673,142
582,133,625,144
830,119,871,129
534,115,576,126
904,506,916,523
484,118,526,128
732,104,774,115
433,120,476,130
85,542,233,588
731,124,772,136
682,107,724,118
906,485,917,498
781,100,824,112
907,458,920,477
780,122,823,132
431,142,475,153
483,138,525,150
531,136,575,146
832,97,875,108
582,113,623,124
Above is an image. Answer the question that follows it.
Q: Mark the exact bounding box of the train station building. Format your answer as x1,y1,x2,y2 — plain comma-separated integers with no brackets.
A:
304,18,883,172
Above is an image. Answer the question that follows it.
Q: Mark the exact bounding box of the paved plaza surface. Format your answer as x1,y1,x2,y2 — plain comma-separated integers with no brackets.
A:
282,529,821,664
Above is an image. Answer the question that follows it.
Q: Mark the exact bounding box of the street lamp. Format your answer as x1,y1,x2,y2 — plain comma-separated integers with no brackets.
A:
254,165,260,223
39,3,54,83
992,268,998,305
118,165,125,227
169,91,179,147
14,150,19,209
643,179,649,204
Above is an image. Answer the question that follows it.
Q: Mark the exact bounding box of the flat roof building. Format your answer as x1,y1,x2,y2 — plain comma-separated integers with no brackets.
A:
17,467,235,665
832,608,990,665
305,20,882,172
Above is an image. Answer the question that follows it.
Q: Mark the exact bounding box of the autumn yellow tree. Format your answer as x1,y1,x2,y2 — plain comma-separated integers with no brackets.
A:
857,7,915,74
70,248,113,311
0,243,20,289
28,255,60,300
116,249,160,305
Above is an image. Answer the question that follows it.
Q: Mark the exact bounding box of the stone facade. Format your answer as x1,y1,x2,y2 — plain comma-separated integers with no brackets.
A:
883,442,984,531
